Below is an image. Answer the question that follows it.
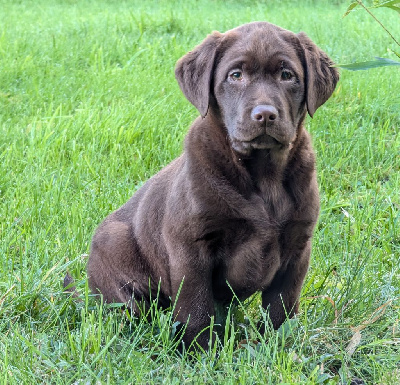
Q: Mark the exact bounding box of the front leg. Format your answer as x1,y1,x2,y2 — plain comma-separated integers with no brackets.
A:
261,241,311,330
167,244,215,351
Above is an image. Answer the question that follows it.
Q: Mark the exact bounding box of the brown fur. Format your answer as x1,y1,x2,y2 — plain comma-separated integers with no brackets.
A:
87,22,339,350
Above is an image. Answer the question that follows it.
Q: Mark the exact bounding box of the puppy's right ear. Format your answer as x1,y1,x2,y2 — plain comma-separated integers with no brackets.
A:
175,32,222,118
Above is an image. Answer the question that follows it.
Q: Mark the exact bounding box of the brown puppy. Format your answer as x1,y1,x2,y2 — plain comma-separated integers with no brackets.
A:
88,22,339,350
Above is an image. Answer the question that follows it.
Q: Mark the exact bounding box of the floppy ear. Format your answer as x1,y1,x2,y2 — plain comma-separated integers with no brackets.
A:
297,32,339,117
175,32,222,118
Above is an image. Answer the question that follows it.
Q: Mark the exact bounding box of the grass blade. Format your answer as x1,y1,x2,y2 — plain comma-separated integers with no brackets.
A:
335,57,400,70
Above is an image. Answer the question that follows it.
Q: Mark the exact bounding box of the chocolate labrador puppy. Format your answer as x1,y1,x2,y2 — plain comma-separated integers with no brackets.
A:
88,21,339,350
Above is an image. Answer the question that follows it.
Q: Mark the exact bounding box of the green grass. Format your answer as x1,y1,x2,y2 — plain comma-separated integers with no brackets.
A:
1,0,399,383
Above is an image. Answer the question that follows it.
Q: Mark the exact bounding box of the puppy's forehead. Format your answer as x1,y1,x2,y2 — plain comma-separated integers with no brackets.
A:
221,22,302,68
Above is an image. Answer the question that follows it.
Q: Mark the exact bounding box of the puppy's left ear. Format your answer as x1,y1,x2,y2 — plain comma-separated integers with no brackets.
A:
297,32,339,117
175,32,222,118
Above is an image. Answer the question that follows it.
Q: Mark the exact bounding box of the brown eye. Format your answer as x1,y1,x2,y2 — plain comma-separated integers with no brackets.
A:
228,70,243,81
281,69,293,81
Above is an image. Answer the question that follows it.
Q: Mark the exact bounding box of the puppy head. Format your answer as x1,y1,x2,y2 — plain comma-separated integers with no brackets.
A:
175,22,339,156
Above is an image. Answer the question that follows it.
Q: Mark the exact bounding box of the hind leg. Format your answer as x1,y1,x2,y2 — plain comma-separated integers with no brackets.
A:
87,218,153,313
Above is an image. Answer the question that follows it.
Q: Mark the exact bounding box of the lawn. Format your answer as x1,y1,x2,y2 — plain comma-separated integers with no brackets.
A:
0,0,399,383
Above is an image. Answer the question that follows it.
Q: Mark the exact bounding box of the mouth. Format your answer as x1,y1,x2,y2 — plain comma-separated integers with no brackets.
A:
231,134,290,155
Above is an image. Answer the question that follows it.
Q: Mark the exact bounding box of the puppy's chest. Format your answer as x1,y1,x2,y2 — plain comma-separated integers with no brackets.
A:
249,180,294,223
213,183,295,299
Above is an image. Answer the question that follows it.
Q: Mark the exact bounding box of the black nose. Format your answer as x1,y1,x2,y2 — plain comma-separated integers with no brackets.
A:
251,105,278,123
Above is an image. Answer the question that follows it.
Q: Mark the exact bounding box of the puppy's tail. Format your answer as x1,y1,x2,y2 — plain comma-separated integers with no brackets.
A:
63,272,83,302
